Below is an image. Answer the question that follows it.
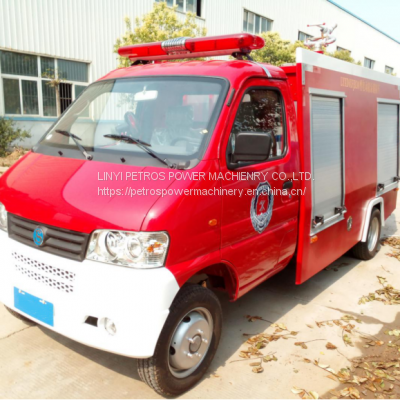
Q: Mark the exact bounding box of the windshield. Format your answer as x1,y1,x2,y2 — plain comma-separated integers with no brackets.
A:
36,77,227,167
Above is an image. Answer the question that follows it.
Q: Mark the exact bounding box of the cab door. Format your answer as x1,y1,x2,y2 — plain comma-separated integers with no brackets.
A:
220,78,300,296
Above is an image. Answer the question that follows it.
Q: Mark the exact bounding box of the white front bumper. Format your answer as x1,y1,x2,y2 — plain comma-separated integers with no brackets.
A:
0,230,180,358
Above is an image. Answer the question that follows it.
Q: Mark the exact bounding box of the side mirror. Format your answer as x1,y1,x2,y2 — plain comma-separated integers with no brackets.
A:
231,132,272,163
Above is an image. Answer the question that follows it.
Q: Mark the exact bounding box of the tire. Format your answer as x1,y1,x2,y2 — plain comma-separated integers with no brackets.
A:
352,208,381,260
137,284,222,397
4,305,35,324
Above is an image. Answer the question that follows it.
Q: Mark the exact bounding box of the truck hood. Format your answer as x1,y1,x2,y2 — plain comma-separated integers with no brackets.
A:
0,152,175,234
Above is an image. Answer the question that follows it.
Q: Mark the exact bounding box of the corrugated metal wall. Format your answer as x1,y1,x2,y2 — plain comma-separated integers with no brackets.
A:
1,0,399,82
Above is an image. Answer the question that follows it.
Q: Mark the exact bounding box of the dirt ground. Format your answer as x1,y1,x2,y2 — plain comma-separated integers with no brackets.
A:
1,197,400,399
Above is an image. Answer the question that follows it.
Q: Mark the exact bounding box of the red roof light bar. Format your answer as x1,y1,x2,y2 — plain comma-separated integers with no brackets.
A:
118,33,265,62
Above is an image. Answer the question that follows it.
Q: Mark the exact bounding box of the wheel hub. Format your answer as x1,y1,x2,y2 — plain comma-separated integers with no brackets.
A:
189,334,202,353
168,308,213,378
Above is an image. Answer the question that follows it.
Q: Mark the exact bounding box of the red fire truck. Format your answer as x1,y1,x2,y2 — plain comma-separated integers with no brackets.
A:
0,33,399,396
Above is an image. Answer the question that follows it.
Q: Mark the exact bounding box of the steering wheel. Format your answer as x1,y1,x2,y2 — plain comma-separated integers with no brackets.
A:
170,136,193,146
124,111,140,137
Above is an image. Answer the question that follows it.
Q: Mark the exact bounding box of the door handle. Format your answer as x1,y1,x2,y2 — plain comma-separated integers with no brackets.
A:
282,180,293,190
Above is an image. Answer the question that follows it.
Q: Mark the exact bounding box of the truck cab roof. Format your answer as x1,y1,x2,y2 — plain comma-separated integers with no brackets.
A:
100,60,288,86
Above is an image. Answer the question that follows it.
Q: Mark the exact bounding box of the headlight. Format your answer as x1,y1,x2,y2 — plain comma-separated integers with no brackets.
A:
0,202,7,232
86,230,169,268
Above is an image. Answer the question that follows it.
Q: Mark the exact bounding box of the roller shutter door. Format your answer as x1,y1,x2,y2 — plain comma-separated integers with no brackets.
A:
311,96,343,223
377,103,399,189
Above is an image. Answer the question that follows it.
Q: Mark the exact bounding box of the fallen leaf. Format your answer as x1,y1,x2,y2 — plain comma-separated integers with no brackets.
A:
246,315,263,322
340,387,360,399
291,387,318,400
377,276,387,285
252,365,264,373
330,390,341,397
307,324,314,329
350,375,368,385
365,383,376,393
374,369,387,378
292,387,304,394
263,355,278,362
326,374,338,381
343,334,354,347
272,323,287,330
326,342,337,350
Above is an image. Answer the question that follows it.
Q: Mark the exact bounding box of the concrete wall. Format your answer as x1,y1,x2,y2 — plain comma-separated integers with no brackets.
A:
1,0,399,148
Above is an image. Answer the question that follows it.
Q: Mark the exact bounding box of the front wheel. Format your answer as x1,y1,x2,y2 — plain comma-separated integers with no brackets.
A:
137,284,222,397
352,208,381,260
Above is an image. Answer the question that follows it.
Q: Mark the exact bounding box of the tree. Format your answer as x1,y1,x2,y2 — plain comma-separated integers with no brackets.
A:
326,49,361,65
252,32,362,67
114,2,207,68
251,32,306,66
0,117,31,157
42,69,65,117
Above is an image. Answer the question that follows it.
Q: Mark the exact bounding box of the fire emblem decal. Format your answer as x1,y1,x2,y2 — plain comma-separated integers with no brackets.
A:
250,181,274,234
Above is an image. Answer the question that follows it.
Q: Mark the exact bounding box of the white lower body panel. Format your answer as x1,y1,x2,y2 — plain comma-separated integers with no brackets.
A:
0,230,180,358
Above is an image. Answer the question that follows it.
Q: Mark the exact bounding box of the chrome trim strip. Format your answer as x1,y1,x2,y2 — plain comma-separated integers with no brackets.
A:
251,61,272,78
161,37,189,54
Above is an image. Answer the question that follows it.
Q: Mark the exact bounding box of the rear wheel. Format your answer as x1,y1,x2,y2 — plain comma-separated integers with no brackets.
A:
352,208,381,260
137,284,222,397
4,305,35,324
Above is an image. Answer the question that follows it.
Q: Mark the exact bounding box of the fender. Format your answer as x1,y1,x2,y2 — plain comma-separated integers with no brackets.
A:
361,197,385,242
167,249,240,301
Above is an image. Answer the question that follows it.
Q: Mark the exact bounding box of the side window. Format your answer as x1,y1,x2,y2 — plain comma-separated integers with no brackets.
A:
231,88,286,161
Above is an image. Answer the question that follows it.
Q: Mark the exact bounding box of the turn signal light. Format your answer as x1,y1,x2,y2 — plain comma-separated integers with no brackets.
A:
310,235,318,244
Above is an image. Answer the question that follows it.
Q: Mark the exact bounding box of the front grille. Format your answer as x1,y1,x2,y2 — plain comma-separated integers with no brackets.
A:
13,252,75,294
8,214,90,261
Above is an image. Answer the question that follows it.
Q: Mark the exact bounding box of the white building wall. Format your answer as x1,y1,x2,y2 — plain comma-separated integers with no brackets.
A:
1,0,399,82
204,0,400,74
0,0,399,146
0,0,158,82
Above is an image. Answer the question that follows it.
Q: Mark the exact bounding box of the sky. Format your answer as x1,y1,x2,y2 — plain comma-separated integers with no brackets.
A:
331,0,400,42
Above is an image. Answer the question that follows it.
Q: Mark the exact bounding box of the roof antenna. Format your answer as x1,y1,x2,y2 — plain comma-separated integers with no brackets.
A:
304,23,337,53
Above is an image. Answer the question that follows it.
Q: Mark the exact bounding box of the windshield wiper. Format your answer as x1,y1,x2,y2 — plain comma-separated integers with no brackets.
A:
104,134,176,168
55,130,93,160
